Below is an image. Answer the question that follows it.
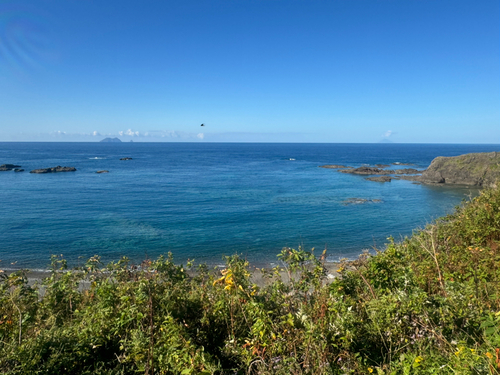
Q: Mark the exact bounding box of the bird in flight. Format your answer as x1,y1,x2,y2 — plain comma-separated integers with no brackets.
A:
200,123,205,127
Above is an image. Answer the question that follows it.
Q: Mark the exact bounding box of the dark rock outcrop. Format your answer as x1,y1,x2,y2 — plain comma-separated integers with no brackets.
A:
0,164,21,171
319,164,350,169
120,157,133,160
14,169,24,172
96,170,109,174
375,164,390,168
418,152,500,188
393,168,421,175
30,166,77,174
341,167,423,176
100,137,122,143
341,167,390,175
366,176,392,182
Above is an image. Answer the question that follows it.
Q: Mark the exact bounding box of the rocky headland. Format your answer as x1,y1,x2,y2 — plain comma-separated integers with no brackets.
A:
30,166,77,174
417,152,500,188
320,151,500,187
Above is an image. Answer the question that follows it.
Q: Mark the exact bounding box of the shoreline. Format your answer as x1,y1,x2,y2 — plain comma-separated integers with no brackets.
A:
3,258,347,288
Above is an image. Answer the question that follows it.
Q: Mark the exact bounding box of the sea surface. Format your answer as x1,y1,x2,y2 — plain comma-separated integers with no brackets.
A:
1,142,498,270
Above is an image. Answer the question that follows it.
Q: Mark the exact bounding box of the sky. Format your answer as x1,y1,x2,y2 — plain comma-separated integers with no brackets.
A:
0,0,498,143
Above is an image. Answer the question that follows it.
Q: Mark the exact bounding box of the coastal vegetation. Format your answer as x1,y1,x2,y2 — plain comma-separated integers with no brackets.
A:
1,187,500,374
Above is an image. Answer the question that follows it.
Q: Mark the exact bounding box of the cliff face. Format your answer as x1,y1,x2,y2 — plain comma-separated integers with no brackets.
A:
420,152,500,188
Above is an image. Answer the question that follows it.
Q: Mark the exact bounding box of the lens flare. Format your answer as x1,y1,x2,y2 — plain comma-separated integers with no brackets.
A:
0,2,56,76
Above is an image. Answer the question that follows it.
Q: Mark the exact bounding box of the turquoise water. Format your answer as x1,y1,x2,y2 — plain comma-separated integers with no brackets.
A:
0,142,498,269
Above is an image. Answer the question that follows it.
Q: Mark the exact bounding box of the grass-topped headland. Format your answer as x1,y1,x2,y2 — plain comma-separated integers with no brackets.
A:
1,187,500,374
419,152,500,187
320,151,500,187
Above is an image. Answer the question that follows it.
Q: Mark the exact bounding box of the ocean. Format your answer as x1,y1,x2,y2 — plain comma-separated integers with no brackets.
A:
0,142,498,270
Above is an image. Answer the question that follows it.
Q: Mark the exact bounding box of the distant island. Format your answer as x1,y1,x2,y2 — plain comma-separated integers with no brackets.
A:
100,137,122,143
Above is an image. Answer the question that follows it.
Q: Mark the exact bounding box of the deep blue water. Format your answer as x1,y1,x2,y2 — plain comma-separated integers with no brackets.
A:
1,142,498,269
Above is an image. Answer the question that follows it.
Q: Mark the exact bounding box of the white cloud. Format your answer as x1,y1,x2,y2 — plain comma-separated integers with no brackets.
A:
10,128,209,141
124,129,140,136
384,130,393,137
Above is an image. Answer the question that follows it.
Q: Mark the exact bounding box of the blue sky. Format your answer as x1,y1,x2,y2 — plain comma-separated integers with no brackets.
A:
0,0,498,143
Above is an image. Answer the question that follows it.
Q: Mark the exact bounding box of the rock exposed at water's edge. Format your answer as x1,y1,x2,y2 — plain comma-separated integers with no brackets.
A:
418,152,500,188
120,157,133,160
393,168,421,175
100,137,122,143
0,164,22,171
30,166,77,174
341,167,388,175
340,167,421,175
366,176,392,182
96,170,109,174
318,164,351,169
339,166,423,175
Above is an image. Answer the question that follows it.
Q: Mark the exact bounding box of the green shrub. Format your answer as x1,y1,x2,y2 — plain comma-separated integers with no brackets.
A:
1,187,500,374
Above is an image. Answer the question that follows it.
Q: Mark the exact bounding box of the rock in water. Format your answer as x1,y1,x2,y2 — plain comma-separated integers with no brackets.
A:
393,168,421,175
318,164,351,169
96,170,109,173
341,166,422,176
419,152,500,188
341,167,389,175
100,137,122,143
30,166,77,174
366,176,392,182
120,157,133,160
0,164,22,171
342,198,383,205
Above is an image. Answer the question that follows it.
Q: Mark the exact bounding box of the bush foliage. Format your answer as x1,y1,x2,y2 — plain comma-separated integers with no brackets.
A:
1,188,500,374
